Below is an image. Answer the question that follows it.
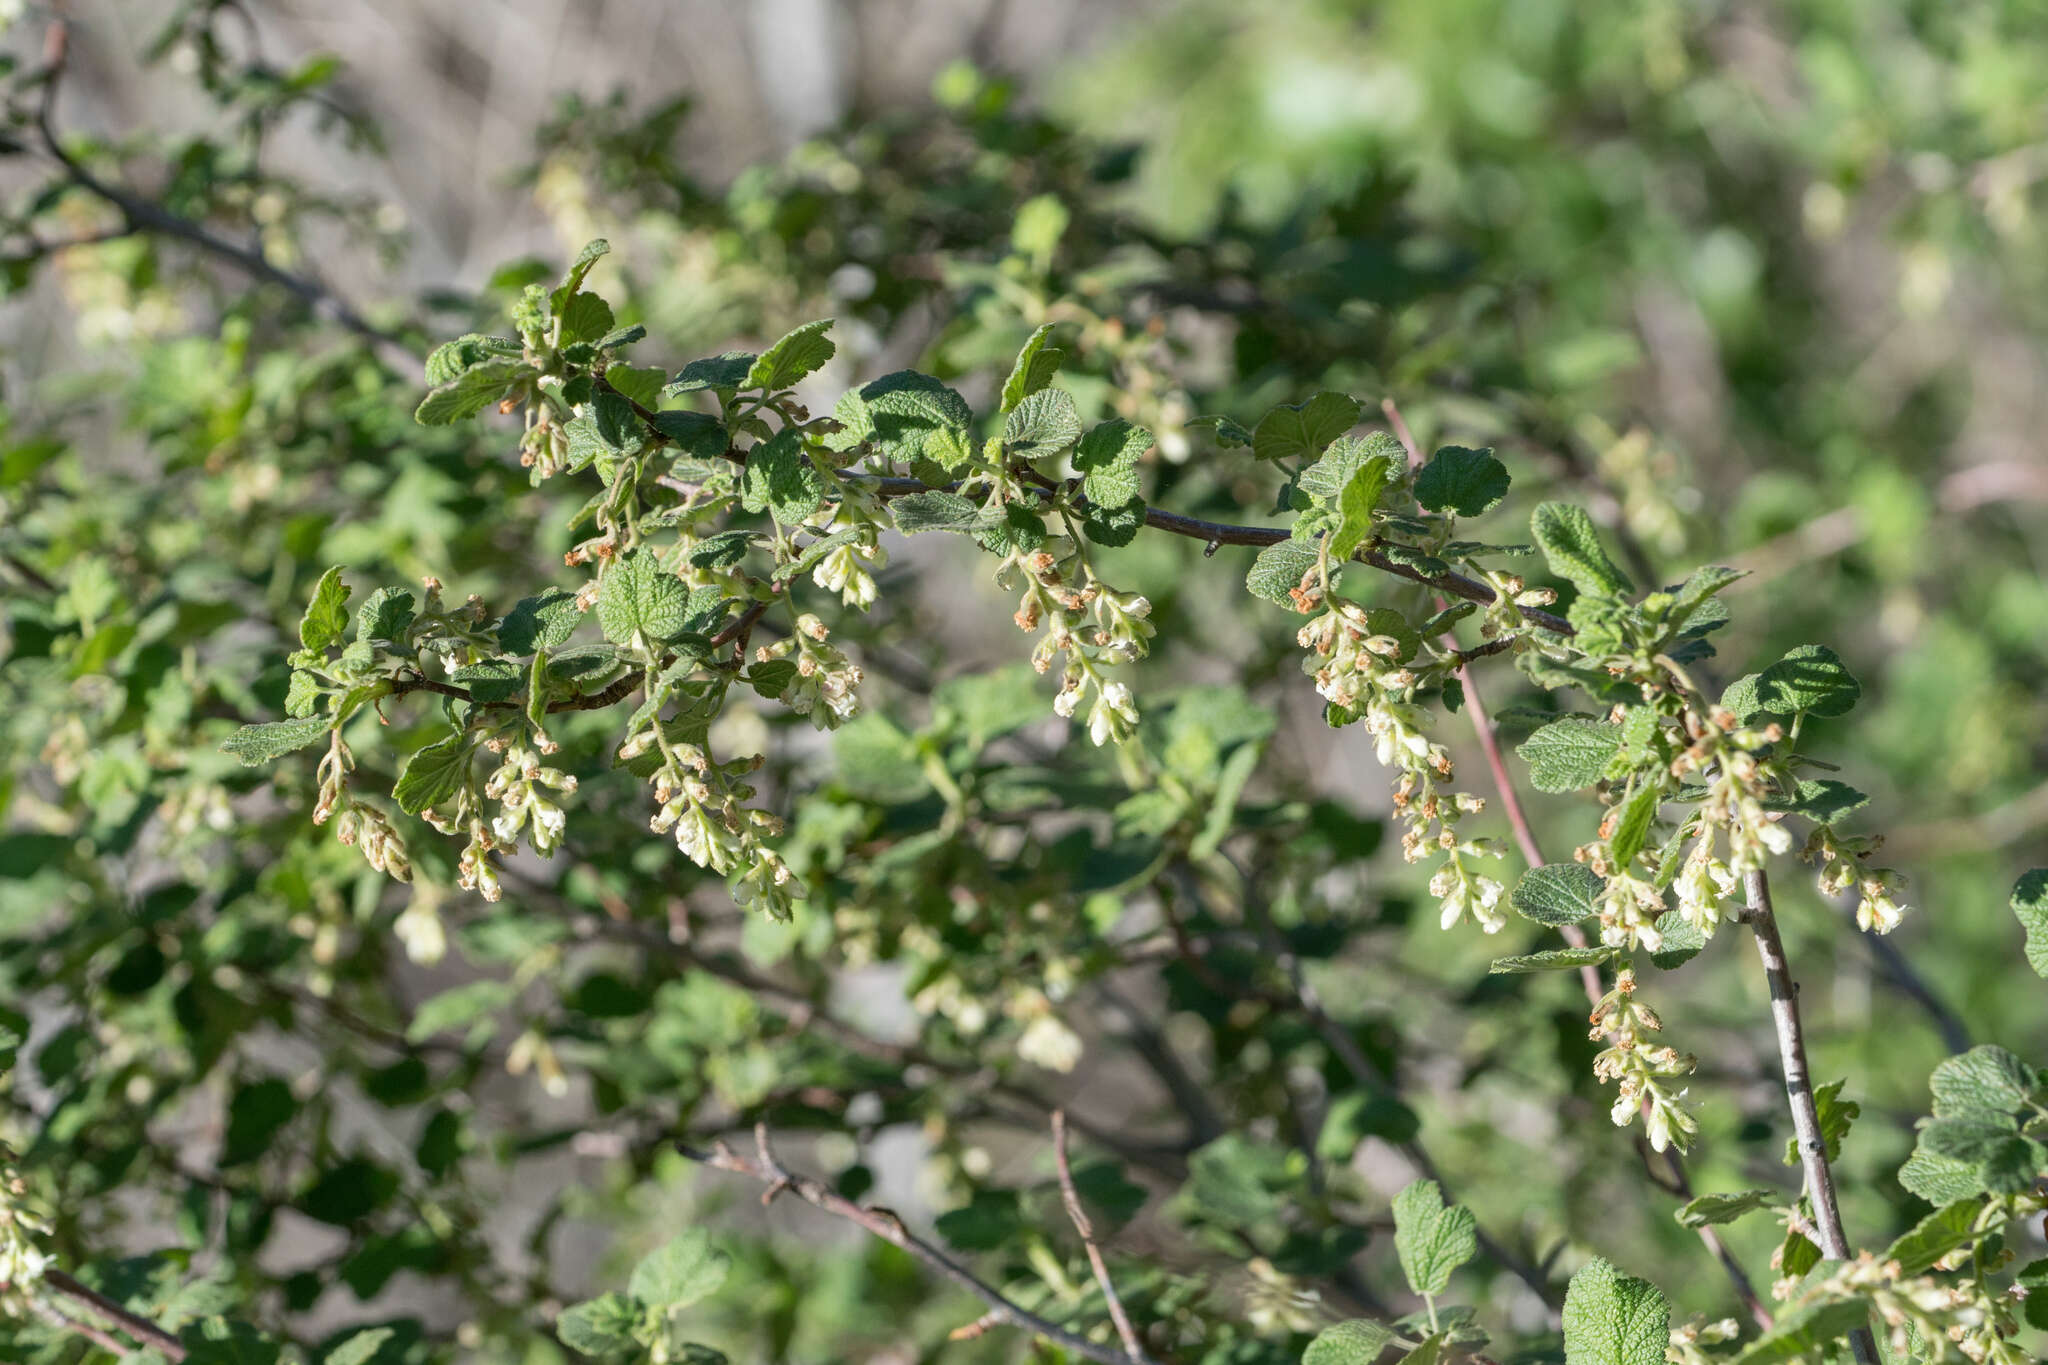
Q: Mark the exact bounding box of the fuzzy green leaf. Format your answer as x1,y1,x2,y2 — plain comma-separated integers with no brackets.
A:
221,717,331,766
393,733,470,814
1247,539,1319,607
299,566,352,651
1517,717,1622,793
1327,452,1396,560
1298,432,1403,502
1532,502,1633,598
1003,388,1083,462
1302,1320,1396,1365
497,590,584,655
859,371,974,467
1561,1258,1667,1365
1885,1199,1985,1276
628,1228,731,1310
597,549,690,647
415,359,531,425
1930,1046,2039,1119
1753,644,1860,718
1074,418,1153,507
1000,324,1064,412
355,587,415,644
1610,782,1660,865
1489,947,1617,974
890,490,984,535
1391,1179,1476,1297
1761,779,1868,824
741,428,825,522
747,319,835,391
1674,1189,1775,1229
1252,392,1361,463
666,351,756,396
326,1329,395,1365
1414,446,1509,517
555,1293,640,1356
2012,870,2048,979
1510,864,1604,927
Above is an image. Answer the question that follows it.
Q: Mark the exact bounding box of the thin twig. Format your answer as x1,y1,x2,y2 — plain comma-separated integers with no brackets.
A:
679,1127,1150,1365
1053,1111,1155,1365
33,19,418,372
1739,871,1880,1365
42,1269,189,1360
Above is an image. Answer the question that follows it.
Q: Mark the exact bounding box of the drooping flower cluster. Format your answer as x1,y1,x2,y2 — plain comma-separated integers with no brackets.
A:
1588,968,1698,1153
1008,546,1153,746
314,732,412,883
1296,598,1507,933
1806,825,1911,934
1790,1249,2035,1365
758,613,864,730
623,726,803,919
0,1153,49,1313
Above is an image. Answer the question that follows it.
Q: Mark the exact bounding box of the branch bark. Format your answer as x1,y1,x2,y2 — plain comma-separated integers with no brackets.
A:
1053,1111,1155,1365
42,1269,189,1361
1739,870,1879,1365
678,1126,1154,1365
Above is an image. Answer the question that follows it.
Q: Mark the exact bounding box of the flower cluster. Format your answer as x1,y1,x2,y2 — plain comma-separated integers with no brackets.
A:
1589,968,1697,1153
1008,546,1153,746
624,727,803,920
0,1153,49,1312
1296,600,1507,932
759,613,864,730
1793,1250,2034,1365
484,738,579,856
1806,826,1910,934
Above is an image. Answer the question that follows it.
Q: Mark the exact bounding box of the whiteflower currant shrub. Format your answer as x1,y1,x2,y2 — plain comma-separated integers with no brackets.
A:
226,239,1911,1157
175,236,2048,1365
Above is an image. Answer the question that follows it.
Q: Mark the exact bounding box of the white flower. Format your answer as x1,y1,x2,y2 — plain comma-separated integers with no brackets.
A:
1017,1014,1084,1073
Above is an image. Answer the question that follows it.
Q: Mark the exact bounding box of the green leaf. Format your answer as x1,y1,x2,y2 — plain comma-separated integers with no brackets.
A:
1761,779,1869,824
553,238,609,308
857,371,974,467
393,733,470,814
1649,912,1707,970
2012,870,2048,979
300,566,351,651
325,1328,395,1365
603,362,666,409
555,1292,640,1356
355,588,415,644
407,980,513,1042
1531,502,1634,598
497,590,584,655
1328,451,1397,560
890,490,984,535
423,333,521,385
1898,1148,1986,1205
740,428,825,522
1510,864,1604,927
1753,644,1860,718
1610,782,1660,866
1561,1258,1667,1365
1885,1199,1985,1276
1302,1320,1396,1365
1252,392,1361,463
650,409,728,461
1003,388,1083,462
1414,446,1510,517
1728,1299,1872,1365
1489,947,1617,974
1674,1189,1776,1229
451,659,523,703
1191,413,1254,448
1074,418,1153,506
555,292,615,345
415,359,532,425
1298,432,1403,502
628,1228,731,1310
747,319,835,390
1784,1079,1858,1166
221,717,331,766
667,351,756,396
1930,1046,2038,1119
1665,565,1745,626
222,1079,298,1167
597,549,690,647
1517,718,1622,793
1012,193,1070,262
1000,324,1064,412
1247,539,1319,607
1390,1179,1476,1297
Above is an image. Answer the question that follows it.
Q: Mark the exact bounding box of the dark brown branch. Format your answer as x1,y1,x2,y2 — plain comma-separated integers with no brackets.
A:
1739,871,1878,1364
42,1269,189,1360
1052,1111,1154,1365
679,1126,1150,1365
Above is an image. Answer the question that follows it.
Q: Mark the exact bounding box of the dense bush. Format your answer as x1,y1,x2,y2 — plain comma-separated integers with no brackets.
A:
3,6,2047,1365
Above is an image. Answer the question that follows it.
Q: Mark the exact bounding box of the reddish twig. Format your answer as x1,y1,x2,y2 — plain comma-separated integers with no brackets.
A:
1052,1111,1155,1365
